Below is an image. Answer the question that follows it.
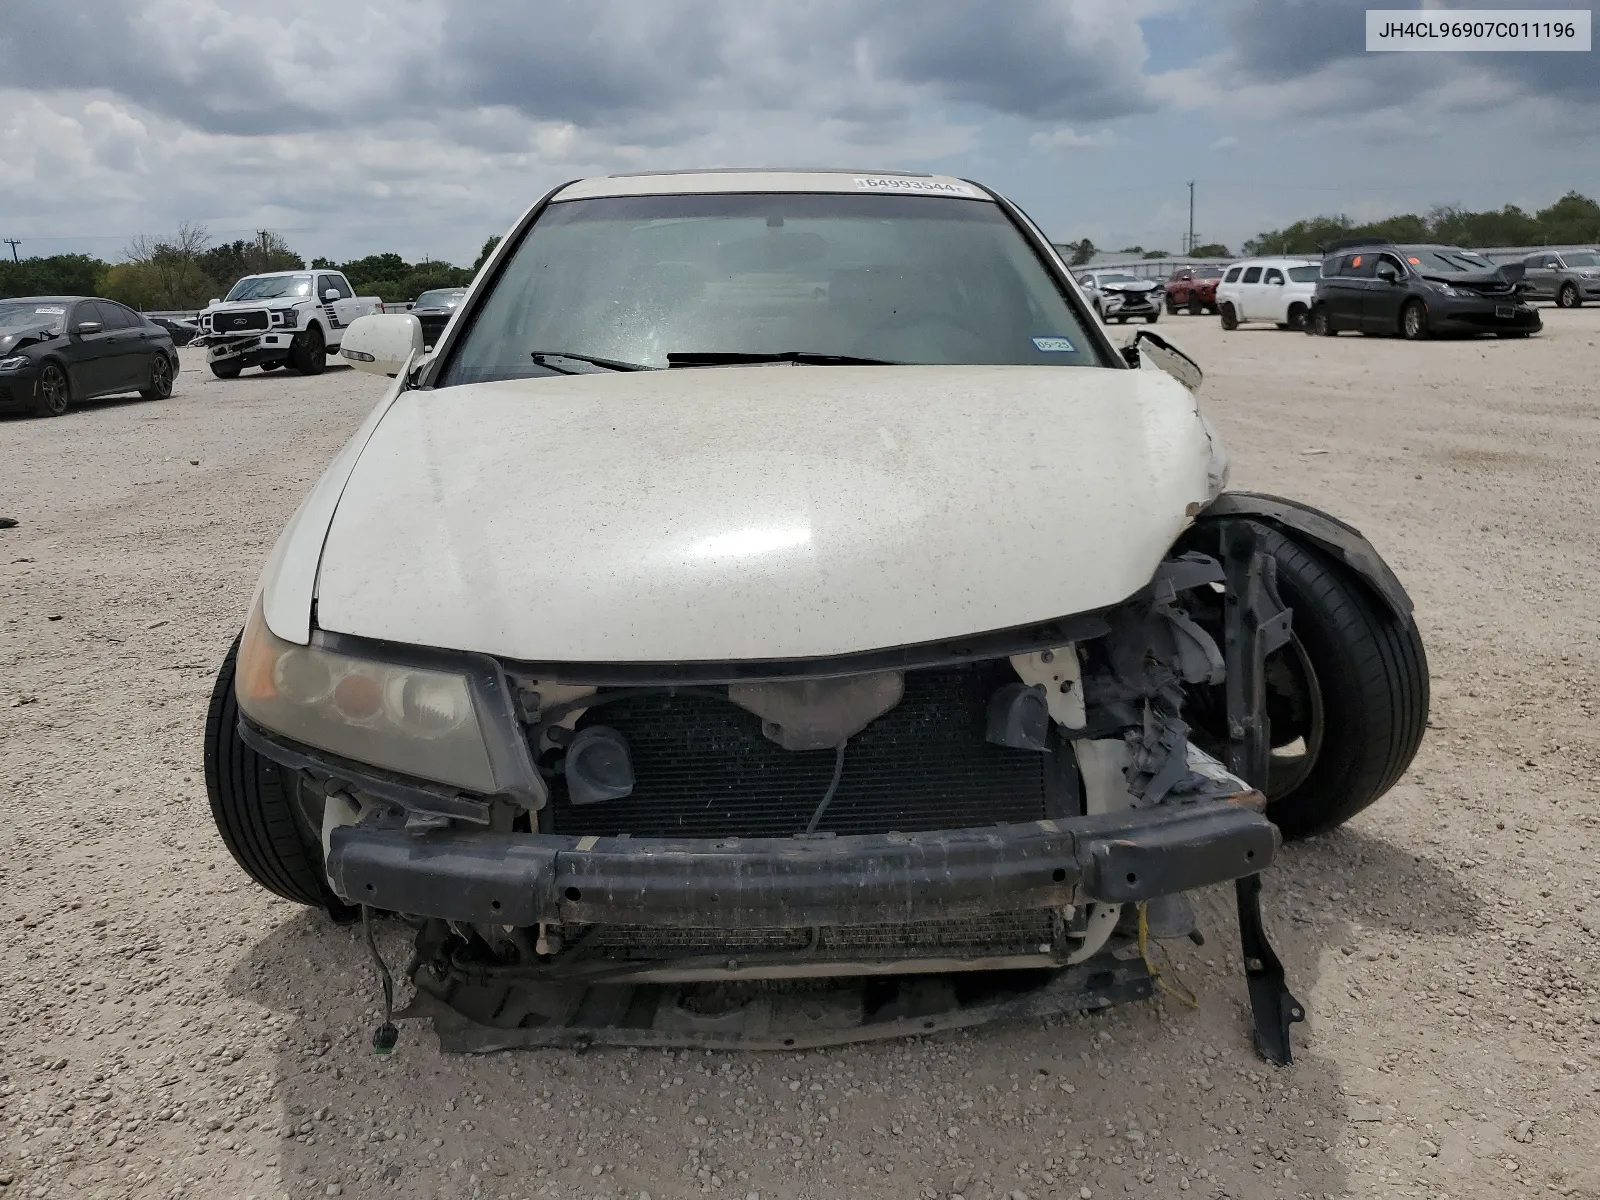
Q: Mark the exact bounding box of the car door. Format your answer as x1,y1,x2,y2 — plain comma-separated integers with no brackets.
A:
1361,253,1408,332
326,273,364,332
1521,254,1556,299
1236,265,1264,319
62,300,121,396
1326,253,1372,329
105,301,161,390
1256,267,1286,320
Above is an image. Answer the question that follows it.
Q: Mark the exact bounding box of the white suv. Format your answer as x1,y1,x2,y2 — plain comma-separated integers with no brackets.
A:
1215,258,1320,331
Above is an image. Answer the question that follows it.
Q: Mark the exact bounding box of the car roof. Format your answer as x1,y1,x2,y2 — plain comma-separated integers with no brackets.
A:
2,295,87,304
554,168,991,202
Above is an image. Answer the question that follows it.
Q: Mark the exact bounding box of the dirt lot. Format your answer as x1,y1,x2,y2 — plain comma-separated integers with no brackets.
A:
2,312,1598,1200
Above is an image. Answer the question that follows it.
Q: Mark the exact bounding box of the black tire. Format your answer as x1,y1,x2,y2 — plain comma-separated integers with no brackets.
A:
33,361,71,417
1286,303,1308,331
1309,306,1335,336
204,637,332,907
1115,316,1127,324
1400,299,1429,341
1557,282,1580,309
290,324,326,374
1187,297,1202,316
1219,303,1239,331
1164,295,1178,315
1144,313,1159,324
1206,304,1218,315
140,352,174,400
210,359,242,379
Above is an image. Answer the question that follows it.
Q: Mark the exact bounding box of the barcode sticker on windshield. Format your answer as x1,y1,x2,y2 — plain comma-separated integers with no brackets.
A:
854,176,978,197
1032,336,1077,353
35,306,66,314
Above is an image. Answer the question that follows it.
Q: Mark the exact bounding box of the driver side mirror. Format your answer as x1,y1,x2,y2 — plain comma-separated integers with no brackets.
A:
1122,328,1203,392
322,288,340,302
73,321,104,335
337,313,424,378
1376,264,1399,283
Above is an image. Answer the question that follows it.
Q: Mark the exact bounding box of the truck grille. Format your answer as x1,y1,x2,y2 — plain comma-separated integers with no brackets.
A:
217,310,269,332
547,663,1061,838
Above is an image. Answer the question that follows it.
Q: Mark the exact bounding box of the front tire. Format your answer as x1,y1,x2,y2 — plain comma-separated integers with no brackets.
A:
33,361,71,417
290,324,326,375
1310,306,1336,336
204,638,335,908
140,352,174,400
1164,295,1178,315
1557,282,1580,308
1144,313,1159,324
1400,299,1429,340
210,359,242,379
1219,303,1239,331
1187,297,1202,316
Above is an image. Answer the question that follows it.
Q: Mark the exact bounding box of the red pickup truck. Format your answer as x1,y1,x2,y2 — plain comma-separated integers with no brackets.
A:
1164,266,1226,315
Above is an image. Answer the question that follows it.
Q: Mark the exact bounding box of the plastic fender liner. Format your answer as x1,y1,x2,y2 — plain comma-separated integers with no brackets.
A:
1192,492,1415,627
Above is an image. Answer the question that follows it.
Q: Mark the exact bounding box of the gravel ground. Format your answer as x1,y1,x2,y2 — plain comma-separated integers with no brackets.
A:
3,313,1599,1200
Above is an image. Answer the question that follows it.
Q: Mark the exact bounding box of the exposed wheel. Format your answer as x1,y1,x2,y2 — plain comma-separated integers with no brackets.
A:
140,352,173,400
204,636,339,909
210,359,242,379
1286,303,1308,331
33,361,71,417
1400,299,1429,340
290,324,326,375
1557,282,1580,308
1219,303,1239,331
1310,306,1336,336
1187,297,1202,316
1183,523,1429,839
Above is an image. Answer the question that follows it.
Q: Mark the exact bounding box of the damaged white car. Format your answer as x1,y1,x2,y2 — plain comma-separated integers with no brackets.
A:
204,170,1428,1061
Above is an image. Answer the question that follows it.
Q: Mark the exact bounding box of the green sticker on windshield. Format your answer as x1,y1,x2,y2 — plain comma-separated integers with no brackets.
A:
1032,336,1076,353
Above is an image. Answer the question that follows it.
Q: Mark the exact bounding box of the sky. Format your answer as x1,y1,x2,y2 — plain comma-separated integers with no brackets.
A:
1,0,1596,266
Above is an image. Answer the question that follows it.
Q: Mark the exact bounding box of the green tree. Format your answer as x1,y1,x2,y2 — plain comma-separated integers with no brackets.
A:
1189,243,1231,258
0,253,110,299
1245,191,1600,254
1141,249,1173,259
473,235,502,272
1118,245,1144,254
1064,238,1096,266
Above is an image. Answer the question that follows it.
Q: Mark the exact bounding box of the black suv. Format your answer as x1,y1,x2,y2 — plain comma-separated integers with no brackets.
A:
1307,240,1541,340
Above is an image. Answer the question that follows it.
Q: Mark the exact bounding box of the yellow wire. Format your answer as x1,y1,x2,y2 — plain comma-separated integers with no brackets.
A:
1136,902,1199,1009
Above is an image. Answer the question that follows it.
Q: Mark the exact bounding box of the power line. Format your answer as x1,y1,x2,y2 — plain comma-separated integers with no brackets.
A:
2,239,19,263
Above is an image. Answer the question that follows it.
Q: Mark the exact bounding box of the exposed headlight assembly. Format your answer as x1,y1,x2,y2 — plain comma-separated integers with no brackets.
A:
0,355,28,372
235,601,521,796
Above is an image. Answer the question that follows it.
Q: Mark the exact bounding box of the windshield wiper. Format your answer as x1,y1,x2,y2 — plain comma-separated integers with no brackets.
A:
666,351,903,368
529,351,653,374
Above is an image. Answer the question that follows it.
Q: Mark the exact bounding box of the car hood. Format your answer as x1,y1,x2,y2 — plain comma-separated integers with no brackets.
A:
310,364,1221,663
1102,281,1160,294
0,322,57,352
1419,261,1525,288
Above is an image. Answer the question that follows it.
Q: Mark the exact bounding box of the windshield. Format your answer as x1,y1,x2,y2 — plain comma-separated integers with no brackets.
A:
1193,267,1225,279
414,290,465,309
439,192,1101,384
1404,250,1493,274
1564,251,1599,267
0,301,68,331
224,274,311,301
1094,273,1139,284
1287,265,1320,282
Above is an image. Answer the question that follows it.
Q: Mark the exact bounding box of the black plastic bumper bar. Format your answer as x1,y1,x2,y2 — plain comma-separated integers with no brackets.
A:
326,798,1278,929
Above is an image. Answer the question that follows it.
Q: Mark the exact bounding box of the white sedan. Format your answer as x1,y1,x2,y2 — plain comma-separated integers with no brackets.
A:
204,169,1426,1058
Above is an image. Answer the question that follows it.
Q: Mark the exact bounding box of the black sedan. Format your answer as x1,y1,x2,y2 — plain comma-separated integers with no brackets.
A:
410,288,467,349
150,314,202,345
0,296,179,417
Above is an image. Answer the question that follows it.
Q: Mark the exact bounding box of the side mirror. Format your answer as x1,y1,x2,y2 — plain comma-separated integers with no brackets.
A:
73,321,104,335
1122,328,1203,392
322,288,340,302
1376,265,1399,283
337,313,424,378
209,298,221,307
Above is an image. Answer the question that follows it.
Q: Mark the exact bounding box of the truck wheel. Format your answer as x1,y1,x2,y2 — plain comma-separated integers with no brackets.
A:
1557,282,1580,308
204,636,339,909
1219,303,1238,331
1187,297,1202,316
1183,524,1429,840
290,324,326,375
210,360,242,379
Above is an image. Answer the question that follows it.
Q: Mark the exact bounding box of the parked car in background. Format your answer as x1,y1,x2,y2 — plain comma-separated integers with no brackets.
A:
149,315,201,345
0,296,178,418
1164,266,1225,314
204,168,1428,1060
1519,249,1599,308
1075,271,1161,323
1308,242,1540,340
410,288,468,349
1216,258,1320,330
193,270,382,378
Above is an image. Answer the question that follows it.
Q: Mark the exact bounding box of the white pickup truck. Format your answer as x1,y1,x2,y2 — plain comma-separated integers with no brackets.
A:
195,270,381,378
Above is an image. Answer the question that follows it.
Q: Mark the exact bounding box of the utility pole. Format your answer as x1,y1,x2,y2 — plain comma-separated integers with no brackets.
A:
2,238,19,263
1185,181,1196,256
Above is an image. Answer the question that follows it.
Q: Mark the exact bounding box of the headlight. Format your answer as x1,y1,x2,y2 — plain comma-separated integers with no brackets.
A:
235,600,498,793
0,355,28,371
1431,282,1465,298
270,309,298,325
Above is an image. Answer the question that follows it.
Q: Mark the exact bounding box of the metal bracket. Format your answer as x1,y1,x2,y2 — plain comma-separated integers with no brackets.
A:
1219,521,1305,1066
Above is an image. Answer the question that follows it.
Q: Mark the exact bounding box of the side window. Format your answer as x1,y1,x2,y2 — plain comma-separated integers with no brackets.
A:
1378,254,1405,278
329,274,354,299
1263,268,1285,285
1346,253,1377,279
1524,254,1545,268
1241,266,1262,283
109,301,144,328
1549,256,1564,269
316,274,338,300
1223,267,1242,283
91,300,132,329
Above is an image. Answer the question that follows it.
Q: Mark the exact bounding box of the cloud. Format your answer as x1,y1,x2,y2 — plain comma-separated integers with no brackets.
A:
1210,135,1240,151
1029,126,1119,153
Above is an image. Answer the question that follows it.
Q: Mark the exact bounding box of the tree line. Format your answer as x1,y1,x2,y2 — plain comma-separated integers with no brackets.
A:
0,229,504,309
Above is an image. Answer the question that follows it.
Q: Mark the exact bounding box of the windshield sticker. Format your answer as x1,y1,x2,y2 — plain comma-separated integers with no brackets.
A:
1351,255,1363,268
1032,336,1077,353
34,306,66,315
854,176,977,197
